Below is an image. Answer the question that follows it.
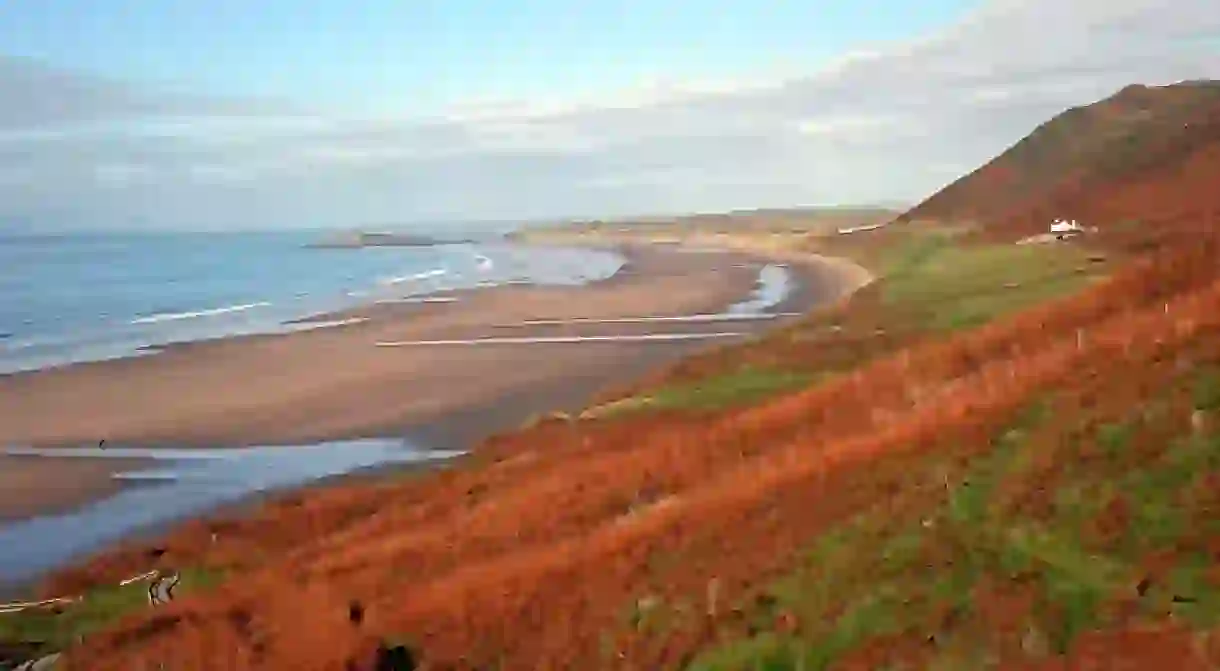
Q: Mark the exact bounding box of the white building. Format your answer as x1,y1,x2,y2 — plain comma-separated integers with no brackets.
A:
1050,219,1084,237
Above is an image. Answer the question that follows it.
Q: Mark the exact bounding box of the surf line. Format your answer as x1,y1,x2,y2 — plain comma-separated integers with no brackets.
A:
501,311,804,327
375,332,747,347
374,296,459,305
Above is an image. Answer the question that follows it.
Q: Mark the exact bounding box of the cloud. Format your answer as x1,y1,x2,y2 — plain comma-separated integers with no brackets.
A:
1,0,1218,230
0,57,299,130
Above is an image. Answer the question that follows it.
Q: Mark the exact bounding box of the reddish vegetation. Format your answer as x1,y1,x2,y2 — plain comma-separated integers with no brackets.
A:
34,81,1220,669
902,81,1220,242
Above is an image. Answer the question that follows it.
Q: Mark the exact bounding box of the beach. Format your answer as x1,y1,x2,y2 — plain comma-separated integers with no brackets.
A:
0,242,867,534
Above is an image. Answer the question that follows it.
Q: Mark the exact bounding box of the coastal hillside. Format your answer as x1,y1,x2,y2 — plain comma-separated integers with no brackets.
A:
10,86,1220,670
899,81,1220,241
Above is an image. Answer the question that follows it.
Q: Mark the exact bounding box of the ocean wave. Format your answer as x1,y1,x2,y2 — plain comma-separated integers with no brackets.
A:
380,267,448,286
374,296,458,305
727,264,791,315
286,317,370,333
129,301,271,325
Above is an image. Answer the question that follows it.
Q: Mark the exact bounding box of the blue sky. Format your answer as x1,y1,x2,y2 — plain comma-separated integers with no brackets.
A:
0,0,975,115
0,0,1216,230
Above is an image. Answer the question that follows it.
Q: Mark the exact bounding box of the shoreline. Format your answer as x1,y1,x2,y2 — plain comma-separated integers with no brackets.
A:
0,238,870,597
0,243,829,451
517,231,875,297
0,239,629,379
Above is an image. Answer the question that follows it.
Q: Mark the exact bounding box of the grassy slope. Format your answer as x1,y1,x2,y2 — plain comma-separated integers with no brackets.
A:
577,228,1115,664
584,223,1220,670
685,361,1220,670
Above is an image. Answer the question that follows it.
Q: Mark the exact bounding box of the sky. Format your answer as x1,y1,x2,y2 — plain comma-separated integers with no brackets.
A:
0,0,974,115
0,0,1217,231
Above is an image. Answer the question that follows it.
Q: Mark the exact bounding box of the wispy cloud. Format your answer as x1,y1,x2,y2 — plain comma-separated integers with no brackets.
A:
0,57,298,130
1,0,1217,230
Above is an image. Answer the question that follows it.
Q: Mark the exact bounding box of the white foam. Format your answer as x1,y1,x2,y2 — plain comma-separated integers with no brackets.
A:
507,312,802,327
380,268,448,286
727,264,791,314
375,332,746,347
129,301,271,325
286,317,369,332
374,296,458,305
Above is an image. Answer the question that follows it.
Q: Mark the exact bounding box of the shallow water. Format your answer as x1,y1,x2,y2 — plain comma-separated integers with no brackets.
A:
375,264,796,345
727,264,791,314
503,263,793,326
0,439,462,590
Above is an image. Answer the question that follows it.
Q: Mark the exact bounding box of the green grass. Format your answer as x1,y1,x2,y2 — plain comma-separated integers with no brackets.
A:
1095,421,1134,457
878,241,1101,332
875,229,957,278
1115,431,1218,554
688,489,951,670
0,567,225,658
810,225,1105,335
584,367,818,418
1192,366,1220,411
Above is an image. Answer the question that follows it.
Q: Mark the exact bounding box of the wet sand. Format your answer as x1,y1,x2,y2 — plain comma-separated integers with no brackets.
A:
0,457,147,524
0,243,866,524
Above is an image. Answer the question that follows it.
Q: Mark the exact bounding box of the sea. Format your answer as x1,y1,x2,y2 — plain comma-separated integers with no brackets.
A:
0,229,625,375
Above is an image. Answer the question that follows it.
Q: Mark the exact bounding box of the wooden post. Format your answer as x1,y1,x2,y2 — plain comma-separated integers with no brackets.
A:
706,577,721,618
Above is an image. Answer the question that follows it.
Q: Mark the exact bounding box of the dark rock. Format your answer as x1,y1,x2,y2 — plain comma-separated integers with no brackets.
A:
373,642,418,671
348,600,365,626
1136,576,1152,597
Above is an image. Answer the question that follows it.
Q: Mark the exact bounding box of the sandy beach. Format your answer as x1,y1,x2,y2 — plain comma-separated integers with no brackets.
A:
0,242,867,526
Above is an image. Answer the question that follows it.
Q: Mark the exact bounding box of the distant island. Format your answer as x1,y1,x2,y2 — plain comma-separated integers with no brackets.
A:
306,231,475,248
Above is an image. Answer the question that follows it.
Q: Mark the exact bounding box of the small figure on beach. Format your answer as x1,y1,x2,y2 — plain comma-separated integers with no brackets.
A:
98,439,106,449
